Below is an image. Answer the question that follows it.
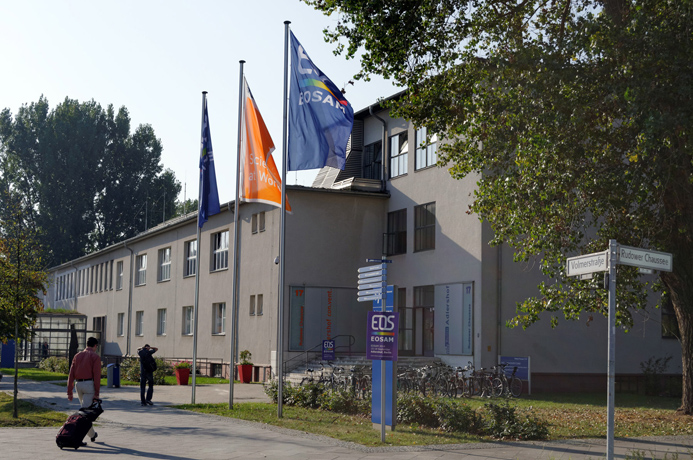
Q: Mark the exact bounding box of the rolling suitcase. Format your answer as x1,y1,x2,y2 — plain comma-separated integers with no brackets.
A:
56,399,103,450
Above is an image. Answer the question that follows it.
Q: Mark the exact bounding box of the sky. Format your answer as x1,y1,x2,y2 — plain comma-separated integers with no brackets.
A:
0,1,398,204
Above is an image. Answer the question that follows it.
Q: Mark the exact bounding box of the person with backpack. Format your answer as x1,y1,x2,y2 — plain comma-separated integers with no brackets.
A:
137,344,158,406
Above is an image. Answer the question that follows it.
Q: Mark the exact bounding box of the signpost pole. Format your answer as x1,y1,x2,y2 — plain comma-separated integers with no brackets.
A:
606,239,617,460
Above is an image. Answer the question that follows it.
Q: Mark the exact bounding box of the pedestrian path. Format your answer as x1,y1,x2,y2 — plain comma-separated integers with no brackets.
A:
1,377,691,459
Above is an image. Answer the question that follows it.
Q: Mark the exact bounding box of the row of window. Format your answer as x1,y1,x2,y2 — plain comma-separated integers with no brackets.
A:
385,202,436,256
55,259,122,301
363,126,438,181
134,230,230,287
117,296,263,337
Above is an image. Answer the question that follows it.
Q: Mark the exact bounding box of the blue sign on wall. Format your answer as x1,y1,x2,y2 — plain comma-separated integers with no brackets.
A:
499,356,530,380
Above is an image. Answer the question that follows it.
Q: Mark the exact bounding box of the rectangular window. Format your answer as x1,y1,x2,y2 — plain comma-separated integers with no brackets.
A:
182,306,194,335
109,260,114,290
213,302,226,335
157,308,167,336
117,312,125,336
389,131,408,178
101,263,106,292
252,213,258,234
386,209,407,255
249,295,256,316
90,266,94,294
363,141,382,180
211,231,229,271
415,127,438,170
257,294,263,316
184,240,197,277
158,247,171,282
116,261,124,290
414,202,436,252
135,310,144,336
259,212,265,232
135,254,147,286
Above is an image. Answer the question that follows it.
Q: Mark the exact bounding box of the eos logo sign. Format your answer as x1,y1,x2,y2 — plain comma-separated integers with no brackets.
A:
371,314,396,332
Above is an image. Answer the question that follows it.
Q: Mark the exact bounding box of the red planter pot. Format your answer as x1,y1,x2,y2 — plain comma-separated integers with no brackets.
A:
237,364,253,383
175,368,190,385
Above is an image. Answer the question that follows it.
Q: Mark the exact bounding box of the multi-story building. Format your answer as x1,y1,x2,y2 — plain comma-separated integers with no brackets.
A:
42,97,681,391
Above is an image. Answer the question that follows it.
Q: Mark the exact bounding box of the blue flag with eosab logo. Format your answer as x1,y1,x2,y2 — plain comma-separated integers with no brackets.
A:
198,96,220,228
288,32,354,171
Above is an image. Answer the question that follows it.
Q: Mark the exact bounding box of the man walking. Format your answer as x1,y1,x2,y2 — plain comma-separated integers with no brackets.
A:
67,336,101,446
138,344,158,406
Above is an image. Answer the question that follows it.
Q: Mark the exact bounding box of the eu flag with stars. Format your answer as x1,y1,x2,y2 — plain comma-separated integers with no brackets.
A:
198,96,220,228
288,32,354,171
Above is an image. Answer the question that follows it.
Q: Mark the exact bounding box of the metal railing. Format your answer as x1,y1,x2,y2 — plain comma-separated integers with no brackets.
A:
282,335,355,378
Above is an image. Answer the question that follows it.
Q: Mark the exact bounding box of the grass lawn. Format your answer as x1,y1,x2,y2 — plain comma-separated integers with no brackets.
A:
0,392,66,427
176,393,693,447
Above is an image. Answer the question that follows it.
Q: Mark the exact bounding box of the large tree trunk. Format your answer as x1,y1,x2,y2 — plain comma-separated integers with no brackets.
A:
662,259,693,414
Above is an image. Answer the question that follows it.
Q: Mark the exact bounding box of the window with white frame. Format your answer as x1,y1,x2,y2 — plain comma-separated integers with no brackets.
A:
182,306,194,335
158,247,171,282
116,261,124,290
211,231,229,271
157,308,167,336
212,302,226,335
252,214,258,234
117,312,124,336
184,240,197,277
249,295,256,316
135,310,144,336
389,131,408,178
415,127,437,170
259,212,265,232
135,254,147,286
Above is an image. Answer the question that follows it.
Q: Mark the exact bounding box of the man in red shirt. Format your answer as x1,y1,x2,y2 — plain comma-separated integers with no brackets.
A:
67,336,101,444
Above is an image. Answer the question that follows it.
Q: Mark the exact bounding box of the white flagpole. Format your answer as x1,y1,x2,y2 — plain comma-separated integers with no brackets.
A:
278,20,291,418
192,91,207,404
229,61,245,409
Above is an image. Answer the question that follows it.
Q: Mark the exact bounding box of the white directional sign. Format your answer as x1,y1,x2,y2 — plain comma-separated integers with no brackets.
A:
357,264,387,302
618,245,672,272
566,251,609,277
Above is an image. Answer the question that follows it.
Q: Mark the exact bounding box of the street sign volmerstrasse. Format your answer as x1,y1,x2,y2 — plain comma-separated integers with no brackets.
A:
566,251,609,277
618,245,672,272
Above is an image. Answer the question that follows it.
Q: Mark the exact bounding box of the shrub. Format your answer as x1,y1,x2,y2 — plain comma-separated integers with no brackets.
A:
640,355,672,396
319,388,370,415
433,398,483,433
484,400,549,440
119,356,172,385
396,393,439,427
38,356,69,374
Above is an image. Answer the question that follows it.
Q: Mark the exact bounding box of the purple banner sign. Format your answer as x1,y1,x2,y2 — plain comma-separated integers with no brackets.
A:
367,311,399,361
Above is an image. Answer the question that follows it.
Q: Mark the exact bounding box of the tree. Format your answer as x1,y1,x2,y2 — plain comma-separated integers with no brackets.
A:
0,190,47,417
306,0,693,412
0,97,179,265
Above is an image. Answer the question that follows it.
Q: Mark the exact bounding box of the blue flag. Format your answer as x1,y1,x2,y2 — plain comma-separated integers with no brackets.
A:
198,97,220,228
288,32,354,171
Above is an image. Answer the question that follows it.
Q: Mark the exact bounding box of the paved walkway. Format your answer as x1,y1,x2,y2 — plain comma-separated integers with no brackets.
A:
1,377,692,459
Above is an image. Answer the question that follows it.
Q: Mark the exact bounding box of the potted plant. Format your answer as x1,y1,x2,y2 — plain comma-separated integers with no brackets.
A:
174,361,192,385
237,350,253,383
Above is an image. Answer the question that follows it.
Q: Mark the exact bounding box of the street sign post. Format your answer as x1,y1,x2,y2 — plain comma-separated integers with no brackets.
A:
566,241,672,460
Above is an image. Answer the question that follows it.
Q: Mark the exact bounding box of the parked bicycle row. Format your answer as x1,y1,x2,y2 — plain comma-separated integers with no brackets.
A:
297,361,522,399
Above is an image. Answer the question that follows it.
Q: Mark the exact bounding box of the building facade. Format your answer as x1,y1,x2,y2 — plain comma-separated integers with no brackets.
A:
43,99,682,390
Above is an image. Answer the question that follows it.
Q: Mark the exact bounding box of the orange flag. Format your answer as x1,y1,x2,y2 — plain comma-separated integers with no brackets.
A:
240,78,291,212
